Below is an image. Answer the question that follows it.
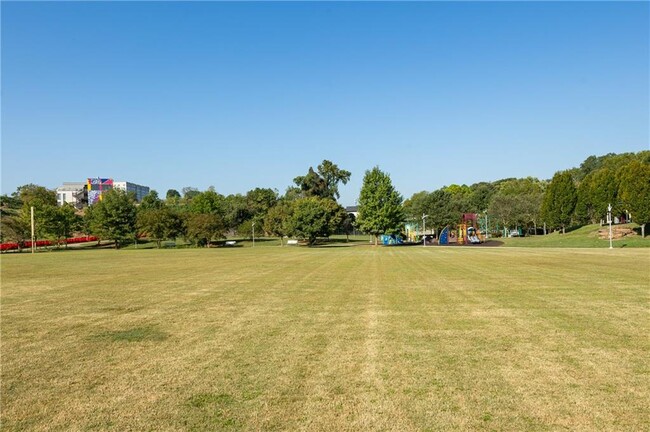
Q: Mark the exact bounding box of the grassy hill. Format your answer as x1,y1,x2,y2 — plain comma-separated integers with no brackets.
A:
496,223,649,248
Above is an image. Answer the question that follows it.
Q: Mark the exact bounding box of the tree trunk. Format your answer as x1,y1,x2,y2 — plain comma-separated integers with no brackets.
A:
157,239,161,249
642,223,646,238
279,236,283,247
562,225,566,234
374,234,378,246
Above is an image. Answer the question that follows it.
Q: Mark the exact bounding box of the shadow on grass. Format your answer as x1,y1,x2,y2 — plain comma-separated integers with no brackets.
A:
93,325,169,342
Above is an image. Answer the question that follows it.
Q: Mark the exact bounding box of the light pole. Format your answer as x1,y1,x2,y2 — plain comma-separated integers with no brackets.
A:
252,221,255,247
607,203,613,249
484,210,488,240
422,214,429,247
31,206,35,254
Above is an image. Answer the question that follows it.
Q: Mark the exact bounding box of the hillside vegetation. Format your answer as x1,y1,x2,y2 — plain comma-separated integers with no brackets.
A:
498,223,650,248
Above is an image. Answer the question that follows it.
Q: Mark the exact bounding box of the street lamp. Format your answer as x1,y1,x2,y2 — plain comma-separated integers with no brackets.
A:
422,214,427,246
484,210,488,240
607,203,613,249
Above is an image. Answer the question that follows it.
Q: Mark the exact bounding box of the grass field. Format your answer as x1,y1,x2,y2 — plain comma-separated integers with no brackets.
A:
498,223,650,248
2,246,649,431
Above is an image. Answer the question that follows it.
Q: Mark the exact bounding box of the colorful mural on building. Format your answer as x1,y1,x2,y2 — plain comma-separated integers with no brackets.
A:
87,178,113,204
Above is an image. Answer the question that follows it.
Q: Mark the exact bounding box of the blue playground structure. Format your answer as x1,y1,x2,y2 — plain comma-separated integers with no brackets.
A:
380,234,404,245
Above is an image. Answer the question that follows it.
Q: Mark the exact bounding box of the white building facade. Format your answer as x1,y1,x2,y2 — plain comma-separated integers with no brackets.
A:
113,181,150,202
56,179,151,206
56,182,86,206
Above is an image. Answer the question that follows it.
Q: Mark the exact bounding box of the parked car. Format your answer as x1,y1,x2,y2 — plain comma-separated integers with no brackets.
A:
509,230,520,237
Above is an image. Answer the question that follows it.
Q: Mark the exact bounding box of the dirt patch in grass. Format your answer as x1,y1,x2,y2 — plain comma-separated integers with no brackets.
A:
598,227,637,240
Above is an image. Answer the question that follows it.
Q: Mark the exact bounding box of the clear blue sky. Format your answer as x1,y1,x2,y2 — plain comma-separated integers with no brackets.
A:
2,1,648,206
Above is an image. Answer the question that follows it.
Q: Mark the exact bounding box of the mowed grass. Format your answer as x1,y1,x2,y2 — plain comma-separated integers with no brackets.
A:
498,224,650,248
1,246,649,431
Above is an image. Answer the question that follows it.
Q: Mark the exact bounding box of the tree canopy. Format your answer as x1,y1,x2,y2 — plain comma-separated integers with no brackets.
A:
356,167,404,245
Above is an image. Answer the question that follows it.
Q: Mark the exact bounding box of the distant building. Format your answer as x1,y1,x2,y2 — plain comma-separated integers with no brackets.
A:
345,206,358,218
56,178,151,206
87,178,114,205
56,182,86,207
113,181,150,202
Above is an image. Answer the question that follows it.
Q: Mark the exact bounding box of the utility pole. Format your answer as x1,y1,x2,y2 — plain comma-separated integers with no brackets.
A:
252,221,255,247
31,206,36,254
422,214,429,247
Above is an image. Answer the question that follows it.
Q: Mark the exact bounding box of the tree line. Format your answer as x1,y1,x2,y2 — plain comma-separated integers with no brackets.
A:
0,160,356,249
403,151,650,237
1,152,649,250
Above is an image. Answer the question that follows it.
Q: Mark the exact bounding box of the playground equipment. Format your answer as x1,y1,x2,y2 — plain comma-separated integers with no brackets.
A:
380,234,404,245
458,213,484,245
438,213,484,246
404,223,419,243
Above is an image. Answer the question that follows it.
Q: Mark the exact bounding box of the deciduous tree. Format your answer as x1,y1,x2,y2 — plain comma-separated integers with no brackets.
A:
184,213,224,247
86,189,137,248
617,160,650,237
137,207,182,248
356,167,404,245
541,171,577,233
285,197,345,245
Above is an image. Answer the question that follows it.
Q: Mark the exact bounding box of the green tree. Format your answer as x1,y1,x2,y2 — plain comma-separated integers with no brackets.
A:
41,204,82,247
294,167,328,198
264,201,292,246
246,188,278,222
617,160,650,237
467,182,498,214
341,212,356,242
223,194,251,232
15,184,57,208
317,160,351,200
1,193,26,249
293,160,351,200
541,171,577,233
0,212,30,251
86,189,137,248
140,190,164,211
13,184,58,240
189,190,225,216
575,168,618,224
488,194,522,233
182,187,201,202
427,189,460,235
137,207,182,248
488,178,545,234
184,213,225,247
403,191,431,223
285,197,344,245
356,167,404,245
166,189,181,200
